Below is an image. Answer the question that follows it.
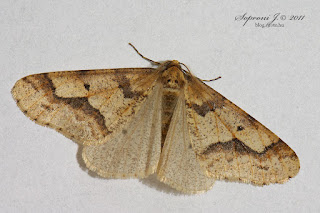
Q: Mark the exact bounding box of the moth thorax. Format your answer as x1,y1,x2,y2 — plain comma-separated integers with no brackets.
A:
161,66,186,90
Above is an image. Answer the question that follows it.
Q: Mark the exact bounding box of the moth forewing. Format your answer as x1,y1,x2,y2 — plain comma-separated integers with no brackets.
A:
184,75,300,185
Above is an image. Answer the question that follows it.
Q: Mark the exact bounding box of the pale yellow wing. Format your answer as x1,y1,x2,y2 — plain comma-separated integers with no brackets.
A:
185,77,300,185
157,93,215,194
12,68,160,146
82,83,162,178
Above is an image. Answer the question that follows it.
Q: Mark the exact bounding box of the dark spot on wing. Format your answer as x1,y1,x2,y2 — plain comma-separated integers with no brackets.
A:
237,126,244,131
41,104,51,110
191,101,215,117
116,75,142,99
257,165,269,171
84,84,90,91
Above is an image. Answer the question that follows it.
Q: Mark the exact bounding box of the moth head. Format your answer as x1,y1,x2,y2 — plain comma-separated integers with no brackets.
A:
161,60,186,89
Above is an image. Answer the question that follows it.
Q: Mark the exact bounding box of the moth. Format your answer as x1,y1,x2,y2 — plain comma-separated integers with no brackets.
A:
12,44,300,194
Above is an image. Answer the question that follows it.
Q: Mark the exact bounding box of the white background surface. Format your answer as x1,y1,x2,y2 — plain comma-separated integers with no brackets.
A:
1,0,319,212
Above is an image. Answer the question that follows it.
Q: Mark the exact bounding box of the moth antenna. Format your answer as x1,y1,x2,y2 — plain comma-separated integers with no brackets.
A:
179,62,221,82
128,43,161,65
201,76,222,82
179,62,192,75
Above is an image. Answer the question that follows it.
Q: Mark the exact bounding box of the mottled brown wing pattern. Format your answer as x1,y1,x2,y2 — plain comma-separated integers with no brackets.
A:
185,77,300,185
12,57,300,193
11,68,160,146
